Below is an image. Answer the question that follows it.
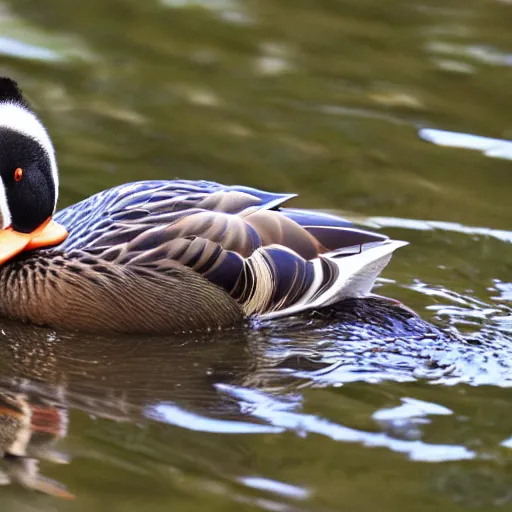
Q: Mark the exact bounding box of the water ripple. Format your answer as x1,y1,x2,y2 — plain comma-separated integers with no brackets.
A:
217,385,476,463
365,215,512,243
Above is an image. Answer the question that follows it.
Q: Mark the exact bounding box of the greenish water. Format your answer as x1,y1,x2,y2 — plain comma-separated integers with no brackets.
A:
0,0,511,510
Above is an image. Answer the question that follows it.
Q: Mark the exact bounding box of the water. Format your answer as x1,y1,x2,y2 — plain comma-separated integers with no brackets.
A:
0,0,511,509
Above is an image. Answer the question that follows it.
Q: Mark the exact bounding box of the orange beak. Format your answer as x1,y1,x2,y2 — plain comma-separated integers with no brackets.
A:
0,217,68,266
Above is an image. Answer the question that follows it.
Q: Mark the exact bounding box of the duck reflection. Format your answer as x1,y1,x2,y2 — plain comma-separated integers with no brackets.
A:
0,298,444,499
0,388,72,499
0,318,263,498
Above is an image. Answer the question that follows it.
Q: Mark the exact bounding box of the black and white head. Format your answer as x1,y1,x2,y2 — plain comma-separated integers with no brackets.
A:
0,77,67,265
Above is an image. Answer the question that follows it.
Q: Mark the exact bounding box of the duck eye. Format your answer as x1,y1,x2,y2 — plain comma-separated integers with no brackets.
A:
14,168,23,182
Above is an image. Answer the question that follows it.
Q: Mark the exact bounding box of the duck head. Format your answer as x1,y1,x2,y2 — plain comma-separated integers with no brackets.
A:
0,78,67,265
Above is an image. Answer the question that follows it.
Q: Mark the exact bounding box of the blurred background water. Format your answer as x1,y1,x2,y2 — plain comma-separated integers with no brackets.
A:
0,0,511,510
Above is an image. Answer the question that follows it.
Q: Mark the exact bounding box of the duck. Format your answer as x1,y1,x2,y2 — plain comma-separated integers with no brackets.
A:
0,77,407,334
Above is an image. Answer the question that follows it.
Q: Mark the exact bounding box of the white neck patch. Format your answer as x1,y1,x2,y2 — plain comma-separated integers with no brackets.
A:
0,177,11,229
0,101,59,212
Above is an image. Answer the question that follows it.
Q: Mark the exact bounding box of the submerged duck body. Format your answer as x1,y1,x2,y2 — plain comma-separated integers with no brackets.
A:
0,78,407,334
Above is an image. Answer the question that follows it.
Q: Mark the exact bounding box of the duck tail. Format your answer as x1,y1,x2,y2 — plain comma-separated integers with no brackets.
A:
253,239,408,320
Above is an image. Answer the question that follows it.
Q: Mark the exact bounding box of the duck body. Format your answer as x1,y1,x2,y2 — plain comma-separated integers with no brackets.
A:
0,179,406,333
0,78,408,334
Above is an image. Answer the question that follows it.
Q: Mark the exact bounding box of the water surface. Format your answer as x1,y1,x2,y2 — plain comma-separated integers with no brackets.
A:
0,0,511,510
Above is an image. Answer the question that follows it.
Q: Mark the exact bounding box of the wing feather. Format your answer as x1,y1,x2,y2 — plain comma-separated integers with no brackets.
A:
54,180,406,317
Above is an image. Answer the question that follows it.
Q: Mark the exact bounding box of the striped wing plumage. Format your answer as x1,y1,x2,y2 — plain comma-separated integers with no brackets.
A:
55,180,406,318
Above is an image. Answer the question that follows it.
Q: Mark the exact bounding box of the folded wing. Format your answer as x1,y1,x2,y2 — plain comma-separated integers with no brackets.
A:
56,180,407,317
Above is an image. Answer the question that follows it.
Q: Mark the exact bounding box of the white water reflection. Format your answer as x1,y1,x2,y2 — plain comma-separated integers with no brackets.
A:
218,385,475,463
419,128,512,161
0,6,91,62
160,0,252,24
239,477,310,500
161,0,235,8
147,403,284,434
0,36,59,61
373,398,453,442
493,280,512,302
373,397,452,421
364,215,512,243
426,42,512,67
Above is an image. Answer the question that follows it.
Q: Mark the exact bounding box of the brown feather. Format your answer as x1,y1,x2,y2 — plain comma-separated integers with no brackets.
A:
0,251,244,334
